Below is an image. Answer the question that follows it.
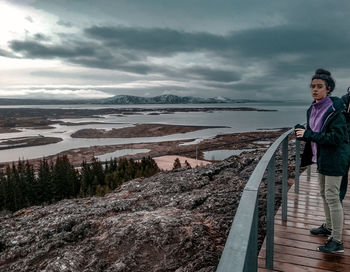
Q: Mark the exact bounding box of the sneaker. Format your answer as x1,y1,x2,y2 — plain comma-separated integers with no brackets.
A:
310,223,332,236
318,237,344,253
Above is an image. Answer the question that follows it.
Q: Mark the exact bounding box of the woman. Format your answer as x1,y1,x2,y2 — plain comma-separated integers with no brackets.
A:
340,86,350,201
295,68,350,253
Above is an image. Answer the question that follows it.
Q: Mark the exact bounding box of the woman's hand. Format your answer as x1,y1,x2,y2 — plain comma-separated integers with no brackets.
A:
295,128,305,138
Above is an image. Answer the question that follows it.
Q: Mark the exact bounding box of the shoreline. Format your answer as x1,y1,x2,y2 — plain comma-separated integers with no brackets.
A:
70,123,228,138
0,129,286,170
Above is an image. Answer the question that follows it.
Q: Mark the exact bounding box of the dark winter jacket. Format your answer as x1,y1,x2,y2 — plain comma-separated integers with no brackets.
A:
299,96,350,176
341,92,350,135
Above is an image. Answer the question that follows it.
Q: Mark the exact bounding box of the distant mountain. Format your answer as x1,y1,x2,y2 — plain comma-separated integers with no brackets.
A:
95,94,250,104
0,95,258,105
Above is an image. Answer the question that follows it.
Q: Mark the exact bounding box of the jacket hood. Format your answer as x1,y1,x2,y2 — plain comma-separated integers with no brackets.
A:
329,96,345,112
306,96,345,130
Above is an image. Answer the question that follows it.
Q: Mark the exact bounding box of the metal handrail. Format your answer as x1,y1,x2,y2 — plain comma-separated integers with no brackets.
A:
216,127,301,271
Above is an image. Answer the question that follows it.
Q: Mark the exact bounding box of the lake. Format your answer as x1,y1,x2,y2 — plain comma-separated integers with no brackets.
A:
0,102,309,163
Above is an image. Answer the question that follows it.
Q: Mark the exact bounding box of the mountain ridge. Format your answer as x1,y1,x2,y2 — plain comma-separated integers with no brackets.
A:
0,95,255,105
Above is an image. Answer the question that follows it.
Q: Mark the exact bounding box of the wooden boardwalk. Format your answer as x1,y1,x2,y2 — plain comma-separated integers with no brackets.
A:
258,165,350,272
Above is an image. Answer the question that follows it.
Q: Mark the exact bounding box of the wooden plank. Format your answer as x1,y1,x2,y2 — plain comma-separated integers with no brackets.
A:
274,214,350,227
258,257,333,272
259,252,350,271
273,221,350,237
258,269,278,272
260,244,350,265
258,166,350,271
274,224,350,237
273,229,350,244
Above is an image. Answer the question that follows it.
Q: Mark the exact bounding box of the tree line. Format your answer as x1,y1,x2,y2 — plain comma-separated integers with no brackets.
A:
0,155,159,213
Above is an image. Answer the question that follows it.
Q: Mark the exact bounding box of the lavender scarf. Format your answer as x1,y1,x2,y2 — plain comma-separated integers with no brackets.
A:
309,96,333,162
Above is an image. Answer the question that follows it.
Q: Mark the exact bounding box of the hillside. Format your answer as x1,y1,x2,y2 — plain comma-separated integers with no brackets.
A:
0,146,296,272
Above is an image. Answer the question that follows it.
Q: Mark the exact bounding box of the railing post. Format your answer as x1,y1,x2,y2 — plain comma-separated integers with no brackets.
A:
266,152,276,270
307,165,311,181
282,137,288,221
294,140,300,194
244,198,258,272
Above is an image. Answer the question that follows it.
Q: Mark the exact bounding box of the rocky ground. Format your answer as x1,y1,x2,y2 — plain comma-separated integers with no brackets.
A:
0,140,297,272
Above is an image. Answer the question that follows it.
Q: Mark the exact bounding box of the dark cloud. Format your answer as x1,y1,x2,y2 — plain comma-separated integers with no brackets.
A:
33,33,51,41
0,48,17,58
83,23,350,76
10,40,96,58
84,26,227,56
9,38,154,74
184,66,241,82
69,57,153,74
228,24,350,58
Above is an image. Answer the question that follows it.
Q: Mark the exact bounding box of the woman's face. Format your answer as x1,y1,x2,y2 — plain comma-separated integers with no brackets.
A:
310,79,329,102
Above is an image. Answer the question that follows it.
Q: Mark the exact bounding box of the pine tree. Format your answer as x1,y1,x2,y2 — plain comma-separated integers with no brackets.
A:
38,158,54,204
52,155,77,200
173,158,182,169
24,160,37,206
80,161,93,197
3,165,15,211
13,162,28,211
0,155,161,213
0,170,5,211
91,157,105,186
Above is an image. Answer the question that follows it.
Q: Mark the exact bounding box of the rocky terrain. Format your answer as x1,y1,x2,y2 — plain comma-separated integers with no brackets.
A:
0,142,297,272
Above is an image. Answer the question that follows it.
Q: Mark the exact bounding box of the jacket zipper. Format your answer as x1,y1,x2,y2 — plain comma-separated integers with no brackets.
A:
320,108,335,132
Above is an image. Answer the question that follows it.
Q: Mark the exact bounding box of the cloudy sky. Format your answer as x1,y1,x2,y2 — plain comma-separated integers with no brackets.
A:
1,0,350,101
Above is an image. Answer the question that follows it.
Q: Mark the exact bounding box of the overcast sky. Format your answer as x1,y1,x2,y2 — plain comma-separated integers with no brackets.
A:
1,0,350,101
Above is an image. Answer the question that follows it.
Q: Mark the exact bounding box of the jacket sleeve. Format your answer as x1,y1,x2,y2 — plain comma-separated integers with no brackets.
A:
303,113,348,146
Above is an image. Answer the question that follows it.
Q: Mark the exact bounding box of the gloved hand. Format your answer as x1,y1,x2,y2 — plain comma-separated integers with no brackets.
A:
294,124,306,138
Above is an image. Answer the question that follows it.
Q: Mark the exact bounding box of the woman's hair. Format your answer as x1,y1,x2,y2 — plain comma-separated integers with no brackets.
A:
311,68,335,92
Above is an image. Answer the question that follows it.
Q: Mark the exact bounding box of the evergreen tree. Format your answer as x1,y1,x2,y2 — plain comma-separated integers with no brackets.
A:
0,155,160,213
52,155,78,200
173,158,182,170
91,157,105,186
24,160,37,206
80,161,93,197
0,170,5,211
12,162,27,211
38,158,54,204
3,165,15,211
